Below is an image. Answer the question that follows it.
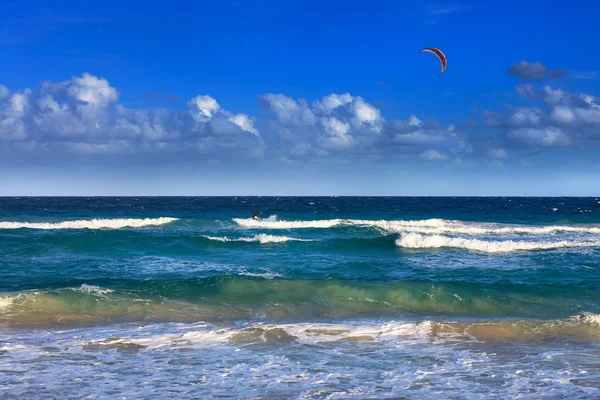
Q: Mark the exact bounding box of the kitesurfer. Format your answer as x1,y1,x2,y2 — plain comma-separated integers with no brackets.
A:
251,197,281,220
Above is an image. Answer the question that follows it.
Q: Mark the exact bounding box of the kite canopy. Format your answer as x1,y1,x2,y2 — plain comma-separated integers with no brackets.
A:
419,47,447,76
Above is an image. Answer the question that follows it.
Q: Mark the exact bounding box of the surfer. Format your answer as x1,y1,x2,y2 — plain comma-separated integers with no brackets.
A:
252,211,261,220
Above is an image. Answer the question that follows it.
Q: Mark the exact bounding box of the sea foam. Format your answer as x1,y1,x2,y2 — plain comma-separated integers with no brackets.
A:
0,296,14,311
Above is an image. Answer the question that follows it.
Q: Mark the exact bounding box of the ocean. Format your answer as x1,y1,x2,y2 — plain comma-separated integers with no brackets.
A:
1,196,600,399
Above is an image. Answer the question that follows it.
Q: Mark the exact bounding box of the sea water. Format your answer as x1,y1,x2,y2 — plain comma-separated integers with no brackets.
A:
1,197,600,398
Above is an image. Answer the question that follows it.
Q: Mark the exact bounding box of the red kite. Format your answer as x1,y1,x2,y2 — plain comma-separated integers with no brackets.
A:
419,47,447,77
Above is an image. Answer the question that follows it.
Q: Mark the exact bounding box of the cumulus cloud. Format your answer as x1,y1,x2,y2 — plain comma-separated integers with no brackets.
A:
259,94,316,126
507,127,572,148
189,95,221,123
386,114,477,160
2,72,598,167
508,61,568,81
259,92,384,157
0,85,9,101
484,84,600,151
0,73,264,158
259,91,482,163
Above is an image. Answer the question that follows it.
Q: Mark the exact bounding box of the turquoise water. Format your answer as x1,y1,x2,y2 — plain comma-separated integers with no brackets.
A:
1,197,600,398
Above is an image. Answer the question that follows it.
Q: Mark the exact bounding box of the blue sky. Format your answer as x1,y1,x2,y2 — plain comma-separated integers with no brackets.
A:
0,0,599,195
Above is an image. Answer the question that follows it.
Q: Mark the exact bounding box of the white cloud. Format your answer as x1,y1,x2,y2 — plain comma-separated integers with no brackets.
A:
0,73,263,157
506,107,542,128
0,85,9,101
388,115,463,160
353,99,382,131
322,117,350,137
2,73,598,166
313,93,353,113
188,95,220,123
485,83,600,153
260,92,384,155
394,131,441,146
259,94,316,125
550,106,576,123
408,115,423,127
540,85,565,105
228,113,259,136
508,127,572,148
0,89,32,140
319,117,356,149
66,73,119,105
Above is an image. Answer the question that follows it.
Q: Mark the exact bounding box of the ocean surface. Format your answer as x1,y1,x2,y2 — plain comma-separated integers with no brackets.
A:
1,196,600,399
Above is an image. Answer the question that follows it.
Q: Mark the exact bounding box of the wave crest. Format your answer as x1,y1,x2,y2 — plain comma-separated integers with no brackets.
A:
202,234,313,244
233,217,600,235
233,216,342,229
396,233,600,253
0,217,178,230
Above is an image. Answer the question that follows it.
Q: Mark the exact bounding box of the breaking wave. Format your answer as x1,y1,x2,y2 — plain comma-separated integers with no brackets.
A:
396,233,600,253
202,234,314,243
233,217,600,235
233,216,342,229
0,217,179,230
80,314,600,348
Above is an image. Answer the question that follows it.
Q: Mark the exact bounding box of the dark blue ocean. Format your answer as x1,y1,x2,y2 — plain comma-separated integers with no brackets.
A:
1,197,600,399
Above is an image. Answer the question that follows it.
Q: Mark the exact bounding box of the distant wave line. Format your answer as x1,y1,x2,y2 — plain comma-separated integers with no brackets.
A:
233,217,600,235
0,217,179,230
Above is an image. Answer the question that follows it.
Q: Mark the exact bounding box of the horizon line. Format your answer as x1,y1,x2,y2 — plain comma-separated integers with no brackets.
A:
0,195,598,198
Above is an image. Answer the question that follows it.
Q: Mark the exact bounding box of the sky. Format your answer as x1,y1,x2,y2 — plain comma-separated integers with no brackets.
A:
0,0,599,195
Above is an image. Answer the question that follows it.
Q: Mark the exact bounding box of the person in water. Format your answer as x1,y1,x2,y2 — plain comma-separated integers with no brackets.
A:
252,212,261,220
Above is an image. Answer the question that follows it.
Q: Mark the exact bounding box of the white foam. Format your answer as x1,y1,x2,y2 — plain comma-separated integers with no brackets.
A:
237,270,282,279
203,234,313,243
233,216,342,229
72,284,114,296
571,312,600,326
3,319,599,399
0,217,178,230
233,217,600,235
81,321,434,349
352,219,600,235
283,321,433,344
396,233,600,253
0,296,14,311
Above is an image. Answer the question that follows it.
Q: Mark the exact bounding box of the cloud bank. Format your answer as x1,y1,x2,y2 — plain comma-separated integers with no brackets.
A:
0,73,264,159
1,69,598,167
485,84,600,151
